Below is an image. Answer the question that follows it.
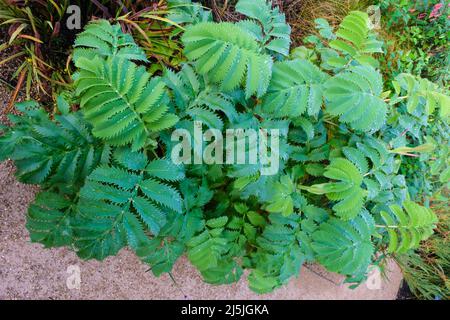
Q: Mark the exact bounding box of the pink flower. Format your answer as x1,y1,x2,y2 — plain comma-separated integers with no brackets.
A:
429,3,444,18
418,13,427,19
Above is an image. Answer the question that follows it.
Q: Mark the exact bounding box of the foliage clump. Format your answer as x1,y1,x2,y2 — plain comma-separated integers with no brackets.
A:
0,0,448,294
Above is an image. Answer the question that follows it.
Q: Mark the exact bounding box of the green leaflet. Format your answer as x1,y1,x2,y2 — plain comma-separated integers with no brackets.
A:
329,11,383,68
260,59,329,118
73,20,148,63
393,73,450,121
324,66,387,132
74,55,178,150
26,191,75,248
341,137,408,208
137,178,209,276
73,149,183,260
0,101,108,188
167,0,212,25
225,117,291,187
298,205,329,261
235,0,291,56
342,147,369,175
314,18,335,40
182,22,273,98
145,158,185,182
264,175,296,216
311,210,375,276
248,213,305,293
187,216,243,284
323,159,366,220
248,270,280,294
164,64,239,126
342,136,389,175
137,207,204,276
381,201,438,254
301,158,366,220
139,238,186,276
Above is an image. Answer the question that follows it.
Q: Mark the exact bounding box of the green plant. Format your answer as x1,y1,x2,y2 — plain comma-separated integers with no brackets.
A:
72,20,179,150
395,193,449,300
0,0,77,106
376,2,450,297
1,0,448,295
0,0,205,109
378,0,450,85
381,201,438,254
0,99,109,189
115,0,213,73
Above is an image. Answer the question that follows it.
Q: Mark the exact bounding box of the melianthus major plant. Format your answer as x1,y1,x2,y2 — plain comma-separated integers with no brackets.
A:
0,0,448,294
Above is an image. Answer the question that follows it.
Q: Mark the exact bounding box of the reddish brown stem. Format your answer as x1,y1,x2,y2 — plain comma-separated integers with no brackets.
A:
3,69,26,115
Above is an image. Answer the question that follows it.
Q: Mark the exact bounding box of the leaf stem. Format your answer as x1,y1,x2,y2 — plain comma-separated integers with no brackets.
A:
384,95,408,103
376,224,399,229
